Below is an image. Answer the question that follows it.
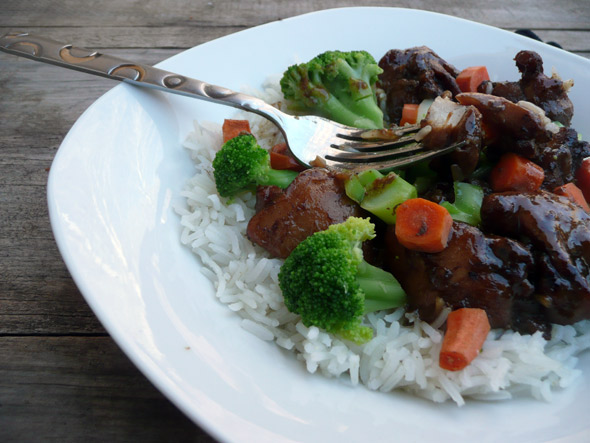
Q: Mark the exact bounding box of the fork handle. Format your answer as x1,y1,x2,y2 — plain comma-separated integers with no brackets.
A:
0,32,288,127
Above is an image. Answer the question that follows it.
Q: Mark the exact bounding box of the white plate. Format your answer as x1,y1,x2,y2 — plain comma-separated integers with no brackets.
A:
48,7,590,443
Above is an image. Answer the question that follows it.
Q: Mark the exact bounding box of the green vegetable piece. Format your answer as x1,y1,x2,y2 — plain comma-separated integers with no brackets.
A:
345,170,417,224
440,182,484,226
278,217,406,344
470,150,493,180
344,169,383,203
280,50,384,129
405,159,439,194
212,133,299,198
361,173,417,224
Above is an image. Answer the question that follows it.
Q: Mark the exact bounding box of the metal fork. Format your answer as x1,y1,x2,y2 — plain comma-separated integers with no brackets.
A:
0,33,461,170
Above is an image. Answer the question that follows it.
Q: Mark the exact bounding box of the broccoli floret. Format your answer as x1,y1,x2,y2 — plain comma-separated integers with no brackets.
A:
278,217,406,344
212,133,299,198
280,50,384,129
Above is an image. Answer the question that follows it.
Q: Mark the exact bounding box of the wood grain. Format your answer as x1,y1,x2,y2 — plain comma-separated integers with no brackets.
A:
1,0,588,29
1,0,589,441
0,337,208,442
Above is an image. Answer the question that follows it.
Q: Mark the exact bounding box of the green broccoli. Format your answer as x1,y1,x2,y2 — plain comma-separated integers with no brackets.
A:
280,50,384,129
278,217,406,344
440,181,484,226
344,169,417,224
212,133,299,198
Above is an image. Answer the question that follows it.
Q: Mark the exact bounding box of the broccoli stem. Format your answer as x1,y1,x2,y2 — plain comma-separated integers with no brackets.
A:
322,95,382,129
440,182,483,226
356,259,406,313
259,168,299,189
345,170,417,224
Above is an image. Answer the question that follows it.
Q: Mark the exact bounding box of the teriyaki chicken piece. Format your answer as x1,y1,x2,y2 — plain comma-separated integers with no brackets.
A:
456,92,590,189
478,50,574,126
384,221,547,335
247,168,364,259
377,46,462,124
418,95,483,177
481,190,590,325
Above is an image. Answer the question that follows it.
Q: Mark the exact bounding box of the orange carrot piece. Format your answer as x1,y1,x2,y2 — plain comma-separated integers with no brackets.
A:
270,143,306,172
554,183,590,212
222,119,251,143
489,152,545,192
456,66,490,93
395,198,453,253
399,103,420,126
439,308,491,371
575,157,590,203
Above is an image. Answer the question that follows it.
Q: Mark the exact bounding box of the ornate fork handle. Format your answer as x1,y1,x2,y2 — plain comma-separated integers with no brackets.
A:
0,32,289,127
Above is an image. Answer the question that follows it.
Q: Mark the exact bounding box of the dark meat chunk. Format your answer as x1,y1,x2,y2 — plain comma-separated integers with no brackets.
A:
517,51,574,125
478,50,574,125
536,129,578,189
457,93,590,189
419,96,482,177
420,180,455,203
247,168,363,259
509,126,590,190
567,131,590,176
456,92,550,142
377,46,461,124
385,222,542,333
481,191,590,324
478,79,522,103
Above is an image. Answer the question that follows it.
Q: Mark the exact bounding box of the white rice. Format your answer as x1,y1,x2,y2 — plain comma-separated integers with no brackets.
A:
176,78,590,406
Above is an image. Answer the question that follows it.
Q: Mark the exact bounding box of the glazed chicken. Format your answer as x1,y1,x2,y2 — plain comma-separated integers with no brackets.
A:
385,222,542,333
377,46,462,123
247,168,363,259
482,191,590,325
457,92,590,189
419,95,482,176
478,50,574,126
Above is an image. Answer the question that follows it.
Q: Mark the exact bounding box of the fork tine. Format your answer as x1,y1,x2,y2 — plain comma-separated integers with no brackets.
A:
326,142,465,171
325,141,423,162
334,124,421,141
331,134,420,152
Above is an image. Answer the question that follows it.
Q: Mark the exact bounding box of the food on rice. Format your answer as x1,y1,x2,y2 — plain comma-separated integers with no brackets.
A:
177,47,590,405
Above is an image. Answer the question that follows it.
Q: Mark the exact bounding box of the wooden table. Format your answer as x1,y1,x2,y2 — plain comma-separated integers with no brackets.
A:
1,1,588,441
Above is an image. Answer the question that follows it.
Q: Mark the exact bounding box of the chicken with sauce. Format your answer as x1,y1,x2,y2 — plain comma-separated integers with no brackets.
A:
247,168,364,259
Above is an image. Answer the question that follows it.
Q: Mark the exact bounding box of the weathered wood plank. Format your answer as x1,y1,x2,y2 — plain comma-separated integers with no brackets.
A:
0,233,105,334
1,0,589,30
0,49,179,336
2,25,589,53
0,336,215,442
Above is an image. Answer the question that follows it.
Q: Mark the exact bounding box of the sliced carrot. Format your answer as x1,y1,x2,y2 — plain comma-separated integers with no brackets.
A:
489,153,545,192
269,143,306,172
399,103,420,126
554,183,590,212
575,157,590,203
456,66,490,93
395,198,453,253
439,308,491,371
222,119,251,143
